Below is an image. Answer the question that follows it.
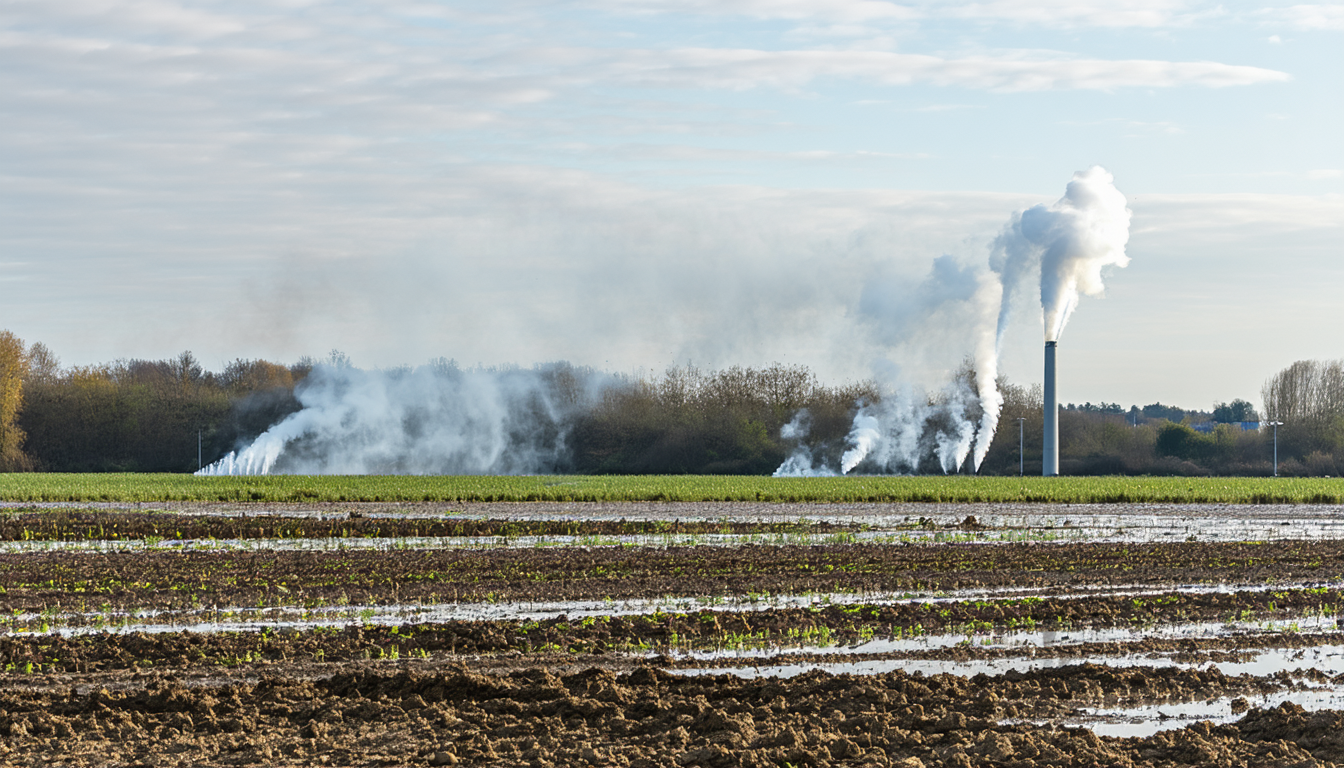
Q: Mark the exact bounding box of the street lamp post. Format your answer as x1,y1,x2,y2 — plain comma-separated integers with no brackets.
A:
1016,417,1026,476
1267,421,1283,476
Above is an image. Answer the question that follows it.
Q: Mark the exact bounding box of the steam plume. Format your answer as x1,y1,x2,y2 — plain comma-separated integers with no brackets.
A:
993,166,1132,344
199,361,610,475
775,166,1130,477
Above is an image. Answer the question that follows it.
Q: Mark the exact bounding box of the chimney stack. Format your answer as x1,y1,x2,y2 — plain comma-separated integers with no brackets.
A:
1044,341,1059,476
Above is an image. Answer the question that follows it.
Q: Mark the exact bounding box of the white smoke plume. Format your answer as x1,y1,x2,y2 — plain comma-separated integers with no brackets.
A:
774,249,1001,476
776,386,933,476
858,387,937,473
199,360,611,475
934,377,978,473
774,410,832,477
775,166,1130,477
839,412,883,474
993,166,1132,344
970,273,1005,471
772,445,838,477
779,410,811,440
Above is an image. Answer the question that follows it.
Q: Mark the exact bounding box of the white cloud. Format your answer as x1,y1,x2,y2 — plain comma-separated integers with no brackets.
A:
3,0,249,39
912,103,984,112
1188,169,1344,181
1130,192,1344,237
554,143,932,164
601,0,921,22
585,48,1289,92
938,0,1213,28
592,0,1220,28
1259,4,1344,30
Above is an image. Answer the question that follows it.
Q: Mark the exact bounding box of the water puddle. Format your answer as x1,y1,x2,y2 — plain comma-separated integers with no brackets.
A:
3,592,879,637
0,530,910,554
5,516,1344,552
681,635,1339,675
5,502,1344,546
1075,687,1344,737
8,578,1341,638
668,620,1342,673
0,589,945,637
669,633,1344,737
418,504,1344,545
680,621,1314,661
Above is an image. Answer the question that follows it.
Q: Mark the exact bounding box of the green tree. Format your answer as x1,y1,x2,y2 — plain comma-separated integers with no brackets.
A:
1212,398,1259,423
1154,421,1231,466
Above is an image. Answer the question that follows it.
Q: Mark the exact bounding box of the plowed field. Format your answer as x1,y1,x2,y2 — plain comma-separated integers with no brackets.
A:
3,501,1344,767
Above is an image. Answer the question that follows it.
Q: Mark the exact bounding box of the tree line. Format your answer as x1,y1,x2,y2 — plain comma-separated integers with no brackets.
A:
0,329,1340,475
0,336,308,472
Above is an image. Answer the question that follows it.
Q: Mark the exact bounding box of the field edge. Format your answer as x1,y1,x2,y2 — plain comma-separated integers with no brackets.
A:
1,473,1343,504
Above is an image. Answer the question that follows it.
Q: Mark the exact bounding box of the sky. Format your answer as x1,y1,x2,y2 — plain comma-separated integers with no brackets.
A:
1,0,1341,412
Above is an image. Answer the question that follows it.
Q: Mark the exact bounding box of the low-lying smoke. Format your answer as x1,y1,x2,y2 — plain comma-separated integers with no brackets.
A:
775,166,1131,477
772,410,838,477
202,170,1130,479
199,361,611,475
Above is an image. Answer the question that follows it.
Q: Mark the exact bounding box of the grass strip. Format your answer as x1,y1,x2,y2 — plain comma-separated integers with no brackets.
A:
0,473,1342,504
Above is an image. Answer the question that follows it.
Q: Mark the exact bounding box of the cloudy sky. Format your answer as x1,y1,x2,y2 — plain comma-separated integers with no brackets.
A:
2,0,1340,411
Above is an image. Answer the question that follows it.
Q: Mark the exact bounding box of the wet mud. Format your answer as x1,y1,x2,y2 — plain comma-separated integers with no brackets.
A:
2,587,1341,672
4,663,1344,767
0,538,1341,616
0,510,854,542
3,503,1344,766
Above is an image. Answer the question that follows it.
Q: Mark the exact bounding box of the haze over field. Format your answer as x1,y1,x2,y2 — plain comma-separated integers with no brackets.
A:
1,0,1341,410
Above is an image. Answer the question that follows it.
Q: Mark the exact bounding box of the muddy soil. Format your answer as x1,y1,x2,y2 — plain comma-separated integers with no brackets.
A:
2,662,1342,767
4,503,1344,766
0,539,1340,613
3,588,1342,671
0,510,855,542
8,499,1344,527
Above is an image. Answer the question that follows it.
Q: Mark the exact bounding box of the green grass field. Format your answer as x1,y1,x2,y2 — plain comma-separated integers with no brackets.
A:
0,473,1342,504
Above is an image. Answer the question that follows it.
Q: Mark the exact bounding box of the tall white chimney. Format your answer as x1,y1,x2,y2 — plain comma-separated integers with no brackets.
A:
1043,341,1059,476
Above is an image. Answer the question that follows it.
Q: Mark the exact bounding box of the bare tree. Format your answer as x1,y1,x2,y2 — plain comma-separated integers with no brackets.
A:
1262,359,1344,424
24,342,60,384
1262,359,1344,461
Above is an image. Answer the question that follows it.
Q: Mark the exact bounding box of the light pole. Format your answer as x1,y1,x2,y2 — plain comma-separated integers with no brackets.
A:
1267,421,1283,476
1016,417,1026,476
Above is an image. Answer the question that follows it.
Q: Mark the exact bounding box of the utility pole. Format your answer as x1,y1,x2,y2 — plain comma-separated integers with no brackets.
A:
1267,421,1283,476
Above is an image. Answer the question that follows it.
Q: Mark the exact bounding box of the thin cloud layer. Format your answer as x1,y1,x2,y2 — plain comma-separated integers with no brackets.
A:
593,0,1212,28
590,49,1289,91
0,0,1338,412
1260,4,1344,30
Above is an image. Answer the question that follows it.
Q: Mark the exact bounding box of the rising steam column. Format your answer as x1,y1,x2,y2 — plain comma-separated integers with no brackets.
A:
1043,341,1059,477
